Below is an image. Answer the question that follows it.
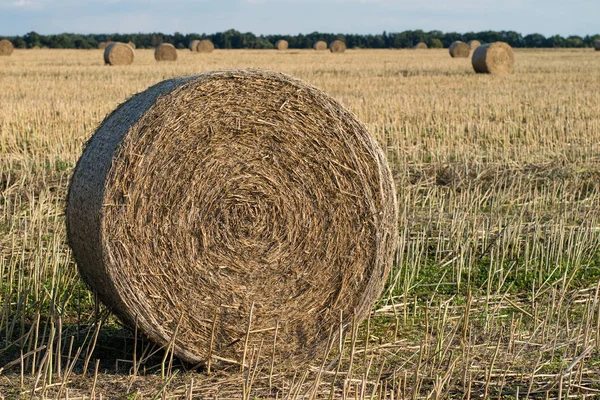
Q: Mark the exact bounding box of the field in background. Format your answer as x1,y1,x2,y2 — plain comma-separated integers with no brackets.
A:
1,48,600,398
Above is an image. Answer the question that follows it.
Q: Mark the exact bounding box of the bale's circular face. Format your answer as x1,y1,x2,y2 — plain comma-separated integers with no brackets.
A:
275,40,288,50
449,41,470,58
197,40,214,53
472,42,515,75
154,43,177,61
329,40,346,53
313,41,327,51
0,40,14,56
67,69,398,368
104,43,135,66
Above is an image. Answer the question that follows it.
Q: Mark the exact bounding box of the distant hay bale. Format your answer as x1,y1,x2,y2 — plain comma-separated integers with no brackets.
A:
329,40,346,53
196,40,214,53
313,41,327,50
468,40,481,50
0,40,14,56
189,40,200,52
449,41,470,58
275,40,288,50
127,41,136,49
104,42,135,66
154,43,177,62
98,42,107,50
472,42,515,75
32,46,40,50
413,42,428,49
66,69,398,368
595,41,600,51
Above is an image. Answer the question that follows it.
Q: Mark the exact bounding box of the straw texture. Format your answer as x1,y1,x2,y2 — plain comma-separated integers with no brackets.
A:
0,40,13,56
66,69,398,368
127,41,136,49
154,43,177,62
472,42,515,75
104,43,135,66
197,40,215,53
449,41,470,58
329,40,346,53
275,40,288,50
413,42,427,49
313,41,327,51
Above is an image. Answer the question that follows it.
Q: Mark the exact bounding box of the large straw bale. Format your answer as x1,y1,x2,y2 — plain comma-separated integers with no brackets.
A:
66,69,398,368
472,42,515,75
189,40,200,52
104,42,135,66
275,40,288,50
313,41,327,50
154,43,177,61
449,41,470,58
329,40,346,53
0,39,14,56
197,39,214,53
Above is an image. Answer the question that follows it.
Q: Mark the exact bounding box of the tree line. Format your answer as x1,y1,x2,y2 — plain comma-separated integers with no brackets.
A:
2,30,599,50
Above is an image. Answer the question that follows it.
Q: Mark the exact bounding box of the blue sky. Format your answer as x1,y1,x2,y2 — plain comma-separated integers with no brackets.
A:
0,0,597,37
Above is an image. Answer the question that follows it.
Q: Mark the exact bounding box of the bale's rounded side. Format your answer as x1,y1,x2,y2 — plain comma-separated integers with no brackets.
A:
189,40,200,52
329,40,346,53
472,42,515,75
595,41,600,51
154,43,177,62
313,41,327,51
449,41,470,58
66,69,398,369
468,40,481,50
104,43,135,66
0,40,14,56
413,42,427,49
275,40,288,50
197,40,214,53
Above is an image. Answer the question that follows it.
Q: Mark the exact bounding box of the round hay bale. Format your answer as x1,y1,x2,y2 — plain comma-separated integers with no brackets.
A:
275,40,288,50
449,41,470,58
127,41,136,49
104,42,135,66
413,42,427,49
154,43,177,62
0,40,14,56
196,39,214,53
595,40,600,51
313,40,327,50
468,40,481,50
189,40,200,52
32,45,40,50
98,42,107,50
329,40,346,53
66,69,398,368
472,42,515,75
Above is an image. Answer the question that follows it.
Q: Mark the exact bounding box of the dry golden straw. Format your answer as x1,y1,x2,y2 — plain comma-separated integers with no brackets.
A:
154,43,177,62
449,41,470,58
468,40,481,50
197,39,215,53
413,42,427,49
275,40,288,50
313,41,327,51
0,39,14,56
329,40,346,53
104,43,135,66
472,42,515,75
66,69,398,368
189,40,200,52
127,41,136,49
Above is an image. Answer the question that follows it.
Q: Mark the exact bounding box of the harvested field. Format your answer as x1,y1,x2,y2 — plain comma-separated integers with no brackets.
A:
1,48,600,398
